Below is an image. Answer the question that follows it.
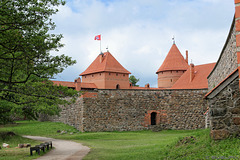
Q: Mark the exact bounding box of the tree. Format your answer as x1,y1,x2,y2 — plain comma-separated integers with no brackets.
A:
129,75,139,86
0,0,78,123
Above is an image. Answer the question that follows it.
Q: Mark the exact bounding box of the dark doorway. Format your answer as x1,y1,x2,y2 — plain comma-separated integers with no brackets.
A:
116,84,120,89
151,112,157,125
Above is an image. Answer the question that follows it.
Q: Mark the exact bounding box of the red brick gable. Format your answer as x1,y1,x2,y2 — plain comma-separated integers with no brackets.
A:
156,44,189,73
80,51,131,76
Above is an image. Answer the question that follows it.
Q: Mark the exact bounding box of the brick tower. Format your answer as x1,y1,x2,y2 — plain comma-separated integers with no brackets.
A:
156,43,189,88
80,51,131,89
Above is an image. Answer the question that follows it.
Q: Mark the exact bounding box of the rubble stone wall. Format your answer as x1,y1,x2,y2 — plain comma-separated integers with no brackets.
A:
51,89,208,132
208,22,238,91
49,97,84,132
208,78,240,139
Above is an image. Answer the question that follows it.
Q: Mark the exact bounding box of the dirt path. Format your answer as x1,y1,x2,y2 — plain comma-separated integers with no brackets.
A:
23,135,90,160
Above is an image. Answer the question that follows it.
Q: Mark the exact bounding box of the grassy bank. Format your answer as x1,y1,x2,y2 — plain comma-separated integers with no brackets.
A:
0,121,75,160
0,121,240,160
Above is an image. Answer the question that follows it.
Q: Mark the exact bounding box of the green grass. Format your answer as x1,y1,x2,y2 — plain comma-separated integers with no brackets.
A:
0,121,74,160
163,130,240,160
0,121,79,136
0,121,240,160
0,132,46,160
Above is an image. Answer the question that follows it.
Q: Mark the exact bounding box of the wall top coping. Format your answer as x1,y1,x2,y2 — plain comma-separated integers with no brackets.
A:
93,88,208,92
205,69,239,99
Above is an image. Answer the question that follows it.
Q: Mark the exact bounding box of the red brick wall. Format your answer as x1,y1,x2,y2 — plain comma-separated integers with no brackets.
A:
235,0,240,89
82,72,130,89
158,70,185,88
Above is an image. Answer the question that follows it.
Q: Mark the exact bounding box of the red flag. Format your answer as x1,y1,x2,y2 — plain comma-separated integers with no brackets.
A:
94,35,101,40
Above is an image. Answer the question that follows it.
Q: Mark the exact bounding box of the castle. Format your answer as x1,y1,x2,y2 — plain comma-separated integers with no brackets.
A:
49,41,215,132
48,1,240,139
52,42,214,91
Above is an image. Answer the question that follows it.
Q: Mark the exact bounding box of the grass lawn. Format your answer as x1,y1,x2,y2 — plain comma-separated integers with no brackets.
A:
0,121,240,160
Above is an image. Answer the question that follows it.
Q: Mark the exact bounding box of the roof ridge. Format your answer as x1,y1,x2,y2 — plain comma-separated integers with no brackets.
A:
80,51,131,75
102,52,108,71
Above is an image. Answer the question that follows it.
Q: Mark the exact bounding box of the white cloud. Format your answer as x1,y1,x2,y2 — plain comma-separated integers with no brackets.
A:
51,0,235,87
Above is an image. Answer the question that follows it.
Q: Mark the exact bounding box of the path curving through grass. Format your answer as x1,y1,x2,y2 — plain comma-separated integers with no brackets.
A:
23,136,90,160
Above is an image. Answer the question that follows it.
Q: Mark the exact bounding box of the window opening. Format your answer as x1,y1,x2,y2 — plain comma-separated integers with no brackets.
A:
151,112,157,125
116,84,120,89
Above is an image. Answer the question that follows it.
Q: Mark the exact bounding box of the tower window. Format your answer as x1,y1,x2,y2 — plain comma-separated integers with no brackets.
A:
116,73,118,76
109,73,111,75
171,79,172,82
116,84,120,89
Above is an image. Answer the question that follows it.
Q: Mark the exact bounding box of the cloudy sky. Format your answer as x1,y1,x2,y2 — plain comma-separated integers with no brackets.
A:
51,0,235,87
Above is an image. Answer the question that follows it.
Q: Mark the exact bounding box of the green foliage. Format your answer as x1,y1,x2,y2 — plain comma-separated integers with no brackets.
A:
0,0,78,123
129,75,139,86
0,100,17,124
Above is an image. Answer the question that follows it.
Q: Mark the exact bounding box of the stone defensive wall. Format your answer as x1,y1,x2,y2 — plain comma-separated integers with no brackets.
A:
206,1,240,139
208,77,240,139
49,89,208,132
208,19,238,91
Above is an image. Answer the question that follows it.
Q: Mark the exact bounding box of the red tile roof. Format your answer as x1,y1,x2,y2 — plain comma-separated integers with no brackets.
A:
129,86,169,90
52,80,97,89
52,81,75,88
171,63,216,89
81,83,97,89
156,44,189,73
80,51,131,76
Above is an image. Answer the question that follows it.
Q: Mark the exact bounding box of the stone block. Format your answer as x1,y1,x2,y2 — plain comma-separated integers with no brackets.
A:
210,108,227,117
211,130,230,140
233,117,240,125
230,108,240,114
211,120,225,130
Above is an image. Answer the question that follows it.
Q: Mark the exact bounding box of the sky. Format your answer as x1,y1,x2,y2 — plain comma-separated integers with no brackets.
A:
51,0,235,87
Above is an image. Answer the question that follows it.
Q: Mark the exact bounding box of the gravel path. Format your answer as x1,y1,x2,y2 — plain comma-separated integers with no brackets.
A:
23,135,90,160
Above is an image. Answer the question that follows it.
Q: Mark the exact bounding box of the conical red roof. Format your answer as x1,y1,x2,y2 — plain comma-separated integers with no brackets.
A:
80,51,131,76
156,44,189,73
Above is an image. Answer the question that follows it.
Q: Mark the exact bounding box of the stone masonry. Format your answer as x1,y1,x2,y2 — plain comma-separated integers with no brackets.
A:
208,78,240,139
208,20,238,91
50,89,208,132
206,0,240,139
49,97,85,132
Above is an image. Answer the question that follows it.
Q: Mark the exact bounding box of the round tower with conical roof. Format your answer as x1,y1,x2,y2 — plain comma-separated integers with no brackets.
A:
156,43,189,88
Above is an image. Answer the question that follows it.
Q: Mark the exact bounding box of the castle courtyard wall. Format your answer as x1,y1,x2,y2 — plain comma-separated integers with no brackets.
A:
208,20,238,91
208,77,240,139
48,97,85,132
50,89,208,132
